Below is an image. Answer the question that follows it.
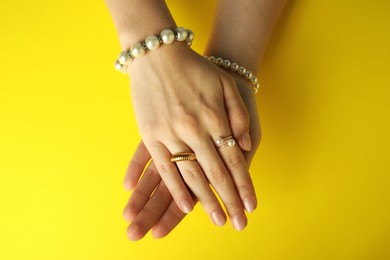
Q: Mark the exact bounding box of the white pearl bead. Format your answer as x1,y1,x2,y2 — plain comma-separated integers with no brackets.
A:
250,76,258,84
114,60,127,74
175,27,188,41
223,60,231,68
118,51,132,65
160,29,175,44
238,66,246,75
145,35,160,50
215,57,223,66
216,139,223,145
186,29,194,45
230,62,239,71
131,42,145,57
227,139,235,147
244,71,253,80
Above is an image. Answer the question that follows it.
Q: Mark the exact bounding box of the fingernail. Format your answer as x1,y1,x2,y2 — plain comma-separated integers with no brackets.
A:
241,132,252,151
123,209,133,222
243,197,256,213
180,200,193,213
232,214,247,231
124,182,132,191
211,211,226,226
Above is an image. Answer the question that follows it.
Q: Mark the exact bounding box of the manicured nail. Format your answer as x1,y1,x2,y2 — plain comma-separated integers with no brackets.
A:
232,214,247,231
124,181,132,191
241,132,252,151
180,200,193,213
243,197,256,213
123,209,133,222
211,211,226,226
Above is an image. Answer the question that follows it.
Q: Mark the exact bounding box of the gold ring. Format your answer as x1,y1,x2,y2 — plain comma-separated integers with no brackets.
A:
215,135,236,148
170,152,197,163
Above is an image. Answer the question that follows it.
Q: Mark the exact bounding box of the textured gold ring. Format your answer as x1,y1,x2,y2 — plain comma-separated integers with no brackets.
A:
170,152,197,163
215,135,236,149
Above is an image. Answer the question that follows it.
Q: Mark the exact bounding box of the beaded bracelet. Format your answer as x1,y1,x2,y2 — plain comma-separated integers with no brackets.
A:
114,27,194,74
204,56,260,94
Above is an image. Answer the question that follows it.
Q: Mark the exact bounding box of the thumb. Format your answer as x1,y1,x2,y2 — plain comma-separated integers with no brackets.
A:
221,75,252,151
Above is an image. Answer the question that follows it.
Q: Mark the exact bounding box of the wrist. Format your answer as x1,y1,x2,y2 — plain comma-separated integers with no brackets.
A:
204,46,260,75
127,40,193,76
114,27,195,75
203,55,260,94
117,21,177,50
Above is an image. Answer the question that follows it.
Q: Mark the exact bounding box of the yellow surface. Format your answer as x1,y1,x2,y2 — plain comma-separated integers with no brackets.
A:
1,0,390,259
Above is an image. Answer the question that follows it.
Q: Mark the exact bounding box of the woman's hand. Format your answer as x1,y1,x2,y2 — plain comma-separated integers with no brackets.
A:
123,77,261,240
127,42,257,233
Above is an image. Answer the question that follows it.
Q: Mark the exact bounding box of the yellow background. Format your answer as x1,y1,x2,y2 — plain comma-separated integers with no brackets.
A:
1,0,390,259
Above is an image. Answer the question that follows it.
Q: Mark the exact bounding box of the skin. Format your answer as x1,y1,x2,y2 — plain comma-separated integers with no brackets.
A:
105,0,257,232
105,0,288,240
124,77,260,240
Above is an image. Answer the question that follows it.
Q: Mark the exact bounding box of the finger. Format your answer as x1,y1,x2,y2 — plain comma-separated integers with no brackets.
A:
215,137,257,214
192,139,248,231
172,117,246,230
152,198,199,239
168,142,227,227
243,151,253,167
221,75,251,151
145,140,195,214
123,162,161,222
124,140,151,191
126,180,173,241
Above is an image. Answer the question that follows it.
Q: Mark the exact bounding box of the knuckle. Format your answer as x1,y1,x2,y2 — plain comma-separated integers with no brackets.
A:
146,166,160,179
142,205,161,220
131,189,150,200
181,168,202,184
181,113,199,129
167,206,183,221
175,112,200,135
223,201,244,214
157,163,176,175
225,154,244,169
169,184,185,199
236,183,254,196
208,166,227,184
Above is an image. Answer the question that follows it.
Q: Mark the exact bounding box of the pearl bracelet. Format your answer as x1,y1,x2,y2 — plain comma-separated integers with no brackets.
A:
114,27,194,74
204,56,260,94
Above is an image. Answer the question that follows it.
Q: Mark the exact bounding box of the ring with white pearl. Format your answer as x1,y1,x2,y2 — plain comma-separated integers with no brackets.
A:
215,135,236,149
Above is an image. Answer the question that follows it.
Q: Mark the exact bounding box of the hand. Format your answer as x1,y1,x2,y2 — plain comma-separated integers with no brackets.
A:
123,77,261,240
127,41,257,233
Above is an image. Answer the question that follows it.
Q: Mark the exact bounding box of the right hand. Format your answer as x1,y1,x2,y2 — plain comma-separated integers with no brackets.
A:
126,42,257,232
123,76,261,240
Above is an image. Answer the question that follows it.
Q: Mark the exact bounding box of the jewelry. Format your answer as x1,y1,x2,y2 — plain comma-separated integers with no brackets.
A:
114,27,195,74
170,152,197,163
204,55,260,94
215,135,236,149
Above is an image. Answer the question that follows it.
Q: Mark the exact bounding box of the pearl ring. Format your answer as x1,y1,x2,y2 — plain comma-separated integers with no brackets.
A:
215,135,236,149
